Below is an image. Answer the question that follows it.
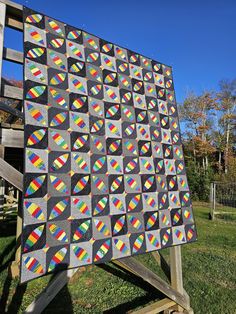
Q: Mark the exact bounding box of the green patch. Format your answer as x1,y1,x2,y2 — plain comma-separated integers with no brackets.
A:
0,203,236,313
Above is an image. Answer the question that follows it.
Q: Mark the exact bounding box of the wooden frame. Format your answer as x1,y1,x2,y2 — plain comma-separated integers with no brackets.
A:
0,1,194,313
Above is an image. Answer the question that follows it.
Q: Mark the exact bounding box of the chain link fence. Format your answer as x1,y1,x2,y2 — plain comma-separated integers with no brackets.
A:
210,182,236,220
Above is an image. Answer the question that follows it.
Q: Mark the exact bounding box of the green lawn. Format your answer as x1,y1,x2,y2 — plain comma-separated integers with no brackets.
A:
0,203,236,314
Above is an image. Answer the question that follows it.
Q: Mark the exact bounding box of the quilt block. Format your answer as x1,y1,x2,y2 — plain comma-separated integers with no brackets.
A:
21,6,197,283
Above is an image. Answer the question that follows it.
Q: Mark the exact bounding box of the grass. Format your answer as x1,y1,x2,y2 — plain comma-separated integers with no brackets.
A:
0,203,236,314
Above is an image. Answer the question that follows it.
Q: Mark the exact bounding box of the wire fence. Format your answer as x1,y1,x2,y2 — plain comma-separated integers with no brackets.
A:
210,182,236,220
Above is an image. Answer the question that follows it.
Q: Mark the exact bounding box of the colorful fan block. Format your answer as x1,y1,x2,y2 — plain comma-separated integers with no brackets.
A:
92,176,108,193
48,19,64,37
111,197,125,212
125,158,138,173
26,14,43,24
111,176,123,192
50,175,69,194
144,194,157,209
49,198,69,220
22,6,195,283
26,86,46,100
73,154,89,172
73,220,91,241
92,156,106,173
25,24,45,45
73,198,90,216
94,219,110,236
48,51,66,71
146,212,158,230
73,135,89,150
48,247,67,272
93,196,108,215
128,215,143,231
49,88,68,108
114,239,129,255
50,130,69,149
27,129,46,146
23,256,44,274
91,119,104,133
67,30,81,40
73,246,90,262
50,73,66,85
94,239,111,262
24,225,44,252
51,153,69,171
147,233,160,248
162,229,171,246
109,158,122,173
50,38,64,49
132,234,144,253
108,140,121,154
26,61,46,83
73,176,89,194
113,215,125,235
49,223,69,242
27,150,46,171
128,194,141,211
25,175,46,197
24,201,45,220
27,47,45,59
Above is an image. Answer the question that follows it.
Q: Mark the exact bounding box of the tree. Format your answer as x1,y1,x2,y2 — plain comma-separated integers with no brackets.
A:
217,79,236,174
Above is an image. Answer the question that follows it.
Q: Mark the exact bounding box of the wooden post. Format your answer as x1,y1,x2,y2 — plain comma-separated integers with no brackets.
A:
0,2,6,92
212,182,216,220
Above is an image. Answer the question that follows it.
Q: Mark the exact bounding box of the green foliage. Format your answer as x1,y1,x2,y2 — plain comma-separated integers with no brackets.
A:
186,161,213,201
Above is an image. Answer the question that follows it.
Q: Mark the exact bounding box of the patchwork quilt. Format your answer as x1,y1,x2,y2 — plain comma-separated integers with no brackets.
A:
21,6,197,283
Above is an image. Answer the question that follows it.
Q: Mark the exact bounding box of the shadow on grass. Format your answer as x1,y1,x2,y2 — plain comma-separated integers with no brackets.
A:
98,263,164,313
0,220,16,238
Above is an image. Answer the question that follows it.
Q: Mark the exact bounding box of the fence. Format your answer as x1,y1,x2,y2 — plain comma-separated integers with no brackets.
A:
210,182,236,220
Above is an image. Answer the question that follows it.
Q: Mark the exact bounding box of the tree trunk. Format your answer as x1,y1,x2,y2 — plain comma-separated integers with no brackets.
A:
218,151,222,173
225,115,230,174
205,156,208,169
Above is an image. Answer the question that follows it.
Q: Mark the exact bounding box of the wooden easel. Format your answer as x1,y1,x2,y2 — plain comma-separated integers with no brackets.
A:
0,1,193,312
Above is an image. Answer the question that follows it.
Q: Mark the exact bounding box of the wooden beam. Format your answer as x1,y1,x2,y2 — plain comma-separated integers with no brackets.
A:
0,128,24,147
5,15,23,30
0,0,22,11
0,157,23,190
0,2,6,93
131,298,176,314
151,251,170,281
25,268,79,314
3,47,23,64
1,84,23,100
0,100,24,119
117,257,189,310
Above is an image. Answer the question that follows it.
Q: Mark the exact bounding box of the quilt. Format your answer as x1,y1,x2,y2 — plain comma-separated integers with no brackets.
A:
21,6,197,283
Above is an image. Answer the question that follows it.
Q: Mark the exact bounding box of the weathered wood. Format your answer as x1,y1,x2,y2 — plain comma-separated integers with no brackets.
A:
1,84,23,100
0,100,24,119
169,246,187,312
5,15,23,30
0,0,22,11
25,268,79,314
152,251,171,281
131,298,176,314
3,47,23,64
0,128,24,147
117,257,189,310
0,157,23,190
0,2,6,93
1,122,24,129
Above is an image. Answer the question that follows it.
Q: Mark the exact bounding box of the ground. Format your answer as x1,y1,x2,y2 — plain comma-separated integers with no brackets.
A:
0,203,236,314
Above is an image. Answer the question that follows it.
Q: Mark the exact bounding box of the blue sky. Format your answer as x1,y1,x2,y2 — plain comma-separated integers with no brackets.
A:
3,0,236,103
